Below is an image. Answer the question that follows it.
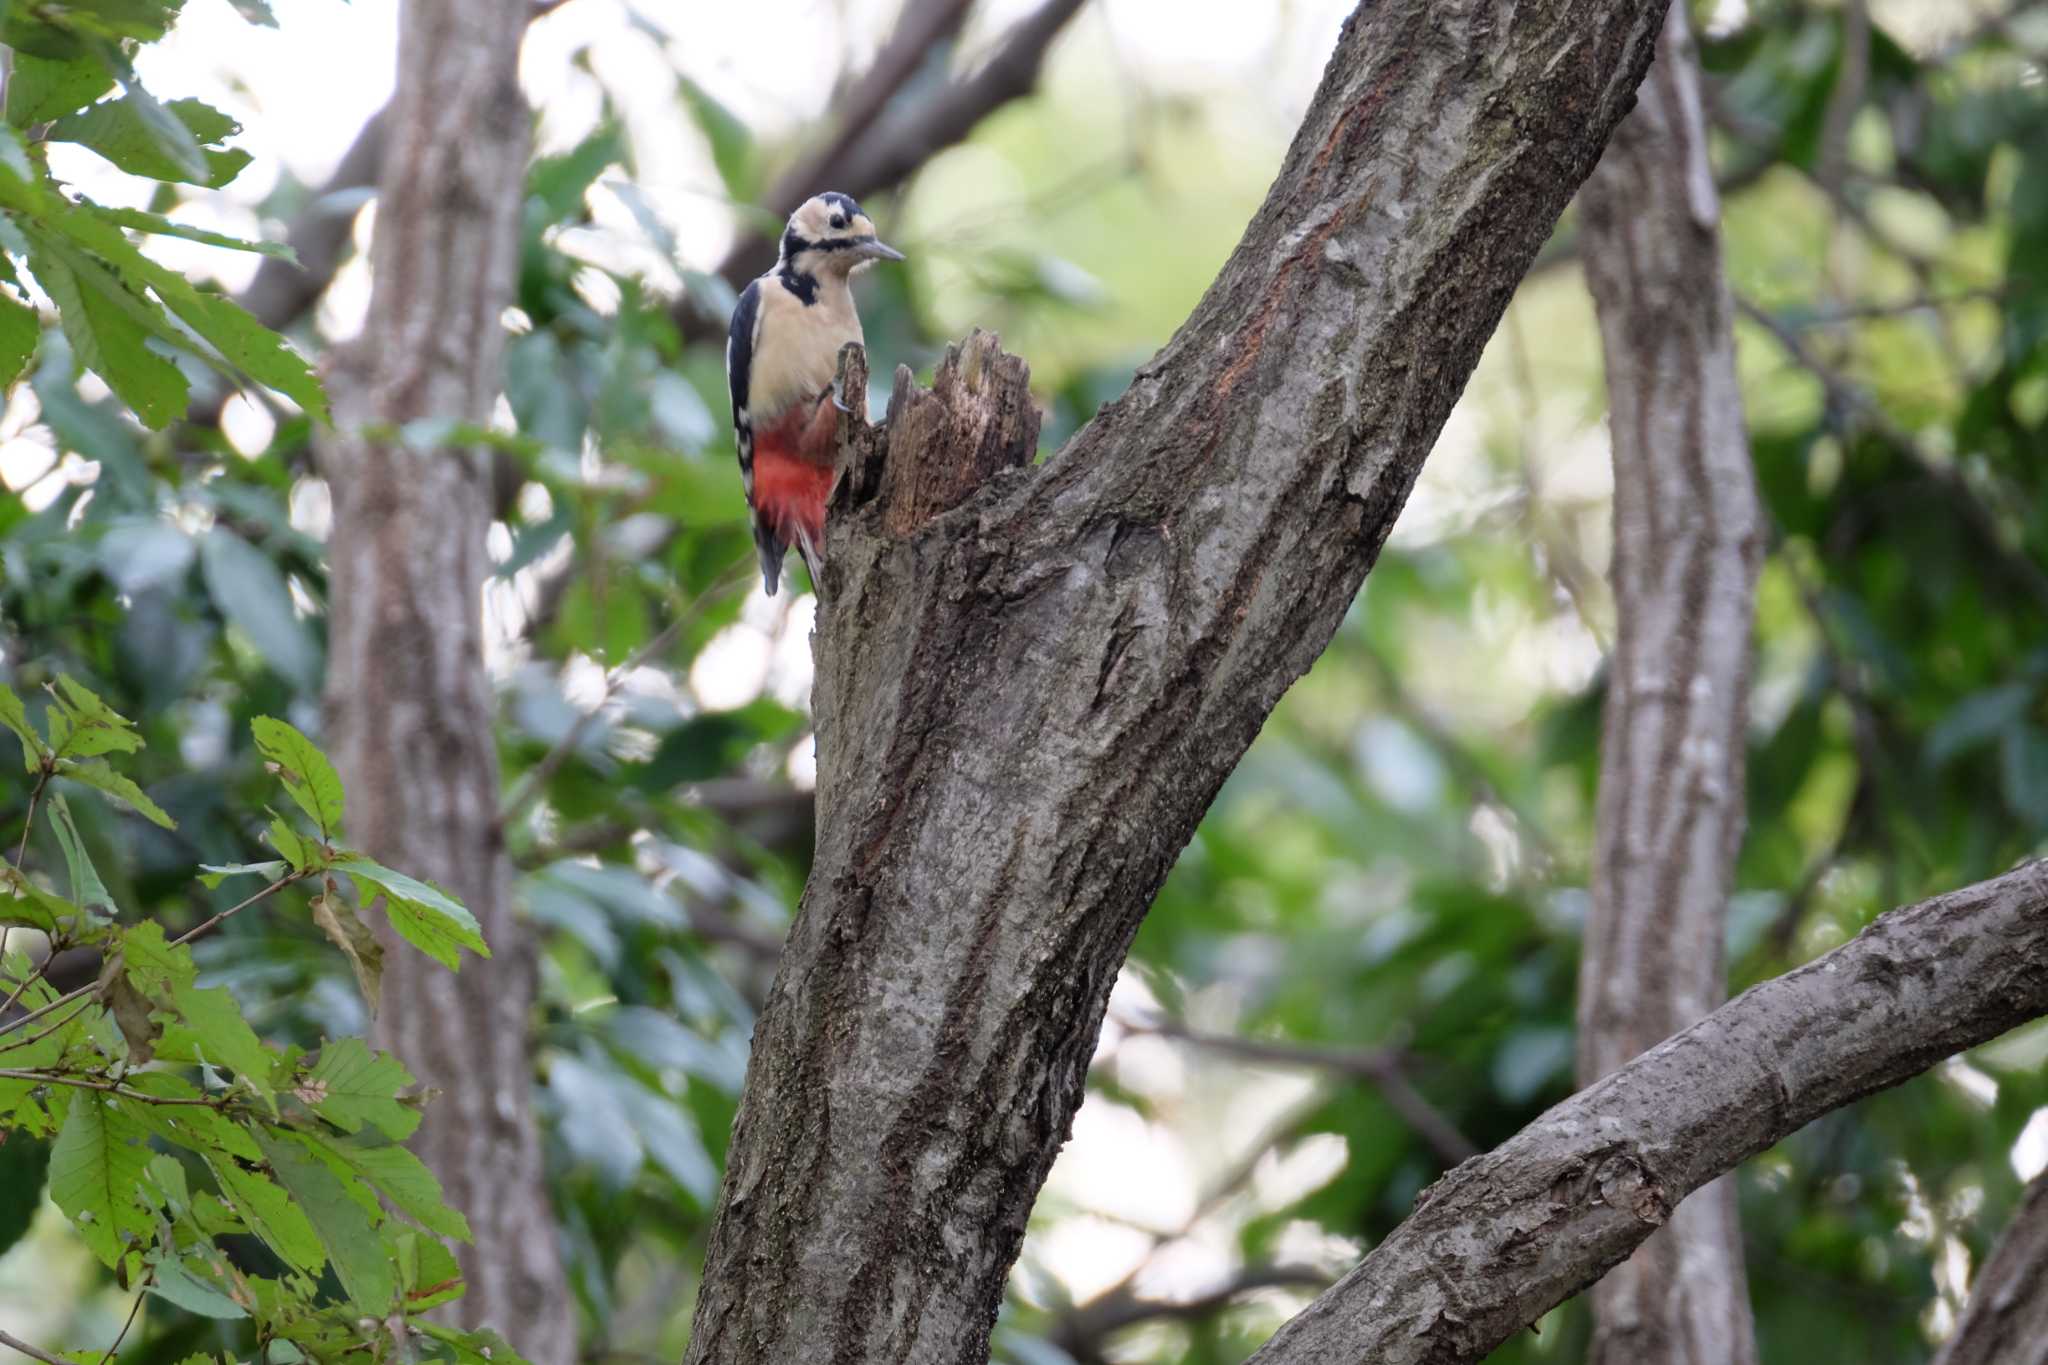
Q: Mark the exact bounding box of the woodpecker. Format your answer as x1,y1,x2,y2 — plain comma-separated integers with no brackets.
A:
727,192,905,595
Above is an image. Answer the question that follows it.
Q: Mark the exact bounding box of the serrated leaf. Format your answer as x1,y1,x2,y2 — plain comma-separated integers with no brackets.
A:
396,1229,465,1309
336,856,488,968
205,1154,324,1277
197,860,286,889
250,716,343,838
253,1128,396,1313
48,1089,155,1268
47,93,248,187
25,242,187,428
159,982,275,1094
0,683,45,770
62,761,174,828
1,868,79,932
48,795,113,913
300,1037,418,1140
6,53,116,125
95,205,295,260
48,674,143,759
328,1136,469,1242
129,262,326,420
311,890,383,1014
117,921,195,995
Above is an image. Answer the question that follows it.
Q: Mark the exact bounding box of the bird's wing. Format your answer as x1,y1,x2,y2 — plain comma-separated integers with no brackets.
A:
726,278,785,594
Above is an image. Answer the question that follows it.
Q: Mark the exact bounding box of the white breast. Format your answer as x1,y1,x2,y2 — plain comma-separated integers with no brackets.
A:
748,273,864,422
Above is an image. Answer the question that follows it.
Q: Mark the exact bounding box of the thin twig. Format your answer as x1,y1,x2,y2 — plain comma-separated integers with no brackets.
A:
0,867,311,1044
499,559,752,827
13,764,48,871
0,1329,70,1365
2,992,93,1052
97,1282,148,1365
0,1069,223,1107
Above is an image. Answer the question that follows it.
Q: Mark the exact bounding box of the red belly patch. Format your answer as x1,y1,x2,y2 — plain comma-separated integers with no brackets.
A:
752,400,838,551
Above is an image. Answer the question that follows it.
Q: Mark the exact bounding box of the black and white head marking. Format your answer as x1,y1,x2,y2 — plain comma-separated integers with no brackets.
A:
774,192,905,305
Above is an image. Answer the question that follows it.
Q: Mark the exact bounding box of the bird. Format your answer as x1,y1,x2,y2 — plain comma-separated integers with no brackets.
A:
726,191,905,595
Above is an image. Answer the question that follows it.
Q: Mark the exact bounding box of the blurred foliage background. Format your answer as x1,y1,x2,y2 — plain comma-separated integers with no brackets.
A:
2,0,2047,1361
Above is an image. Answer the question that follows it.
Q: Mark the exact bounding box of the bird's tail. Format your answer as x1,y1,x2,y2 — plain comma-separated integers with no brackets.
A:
754,520,786,597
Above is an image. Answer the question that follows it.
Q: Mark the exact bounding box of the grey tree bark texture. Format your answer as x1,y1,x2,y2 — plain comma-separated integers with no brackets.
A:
1575,7,1764,1364
680,2,1682,1362
1934,1173,2048,1365
1241,861,2048,1365
315,5,575,1362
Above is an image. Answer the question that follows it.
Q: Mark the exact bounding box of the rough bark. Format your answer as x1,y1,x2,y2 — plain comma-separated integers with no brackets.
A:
1935,1174,2048,1365
315,5,574,1362
1243,861,2048,1365
682,3,1676,1363
1574,7,1765,1364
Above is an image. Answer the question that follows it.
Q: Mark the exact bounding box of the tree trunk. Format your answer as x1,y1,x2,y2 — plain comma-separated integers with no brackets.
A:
681,3,1677,1362
1575,7,1764,1363
1935,1174,2048,1365
316,5,574,1362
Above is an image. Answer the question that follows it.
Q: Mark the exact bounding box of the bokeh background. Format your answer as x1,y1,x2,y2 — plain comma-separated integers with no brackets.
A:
4,0,2047,1361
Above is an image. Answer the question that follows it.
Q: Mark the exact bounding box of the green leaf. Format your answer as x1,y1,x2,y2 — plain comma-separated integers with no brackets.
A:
328,1136,469,1242
0,289,40,389
0,683,46,770
128,261,326,420
117,920,195,995
26,242,187,428
0,1133,52,1258
6,53,116,125
146,1254,247,1319
203,1154,323,1277
63,761,175,828
336,856,489,968
250,716,344,838
48,674,143,759
197,860,286,889
395,1229,465,1309
158,982,275,1094
0,869,76,931
311,889,383,1014
418,1325,531,1365
675,74,751,199
253,1128,396,1313
200,531,320,690
48,795,113,913
48,1089,155,1268
265,814,312,870
299,1038,418,1140
95,205,295,260
47,94,250,187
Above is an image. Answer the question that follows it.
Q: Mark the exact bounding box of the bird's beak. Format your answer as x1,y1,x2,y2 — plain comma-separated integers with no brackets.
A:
859,238,906,263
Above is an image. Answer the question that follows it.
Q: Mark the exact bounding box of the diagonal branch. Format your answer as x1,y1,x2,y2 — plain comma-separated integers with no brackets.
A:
1244,860,2048,1364
705,0,1088,292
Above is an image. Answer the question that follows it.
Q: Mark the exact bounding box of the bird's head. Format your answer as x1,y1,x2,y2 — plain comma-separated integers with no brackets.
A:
778,192,905,279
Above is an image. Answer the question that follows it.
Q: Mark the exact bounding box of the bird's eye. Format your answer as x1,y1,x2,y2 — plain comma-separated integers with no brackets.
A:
829,212,847,230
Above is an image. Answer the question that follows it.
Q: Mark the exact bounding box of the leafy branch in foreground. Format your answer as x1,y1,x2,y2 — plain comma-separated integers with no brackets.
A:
0,0,325,425
1,677,508,1365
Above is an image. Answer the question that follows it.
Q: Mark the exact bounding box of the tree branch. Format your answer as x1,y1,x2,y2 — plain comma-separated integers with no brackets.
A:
1934,1172,2048,1365
1243,860,2048,1364
683,4,1677,1362
705,0,1088,293
0,1330,70,1365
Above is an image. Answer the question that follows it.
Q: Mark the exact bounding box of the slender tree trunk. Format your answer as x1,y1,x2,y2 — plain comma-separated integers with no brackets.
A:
316,6,574,1362
681,3,1678,1362
1935,1174,2048,1365
1574,7,1764,1363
